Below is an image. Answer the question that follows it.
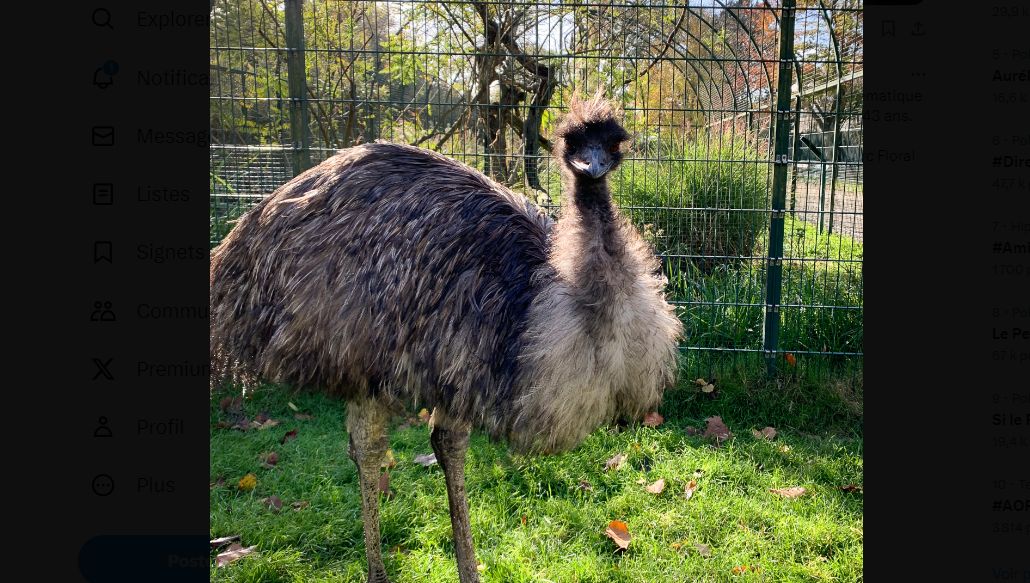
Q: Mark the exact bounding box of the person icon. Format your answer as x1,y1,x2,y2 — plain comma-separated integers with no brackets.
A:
91,301,116,322
94,416,113,438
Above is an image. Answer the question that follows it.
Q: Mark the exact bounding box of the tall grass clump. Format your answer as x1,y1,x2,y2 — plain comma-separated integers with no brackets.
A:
613,132,769,273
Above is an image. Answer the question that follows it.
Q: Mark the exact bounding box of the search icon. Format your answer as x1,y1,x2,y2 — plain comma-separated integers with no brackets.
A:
92,8,113,29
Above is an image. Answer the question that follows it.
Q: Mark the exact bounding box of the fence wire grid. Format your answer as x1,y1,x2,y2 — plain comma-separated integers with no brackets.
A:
210,0,864,374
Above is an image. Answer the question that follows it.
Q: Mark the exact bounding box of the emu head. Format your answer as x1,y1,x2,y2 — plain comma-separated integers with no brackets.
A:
554,92,630,180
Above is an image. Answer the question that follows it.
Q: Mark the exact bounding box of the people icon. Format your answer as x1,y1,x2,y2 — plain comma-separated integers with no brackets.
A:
91,301,116,322
94,416,113,438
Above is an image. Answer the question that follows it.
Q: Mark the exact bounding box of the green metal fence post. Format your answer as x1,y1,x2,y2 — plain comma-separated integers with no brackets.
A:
285,0,312,176
762,0,797,377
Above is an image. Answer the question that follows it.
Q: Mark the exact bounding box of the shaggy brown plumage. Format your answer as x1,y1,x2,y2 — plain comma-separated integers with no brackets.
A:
210,93,682,583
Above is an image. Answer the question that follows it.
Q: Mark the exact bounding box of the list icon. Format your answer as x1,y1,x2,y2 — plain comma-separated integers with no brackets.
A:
93,183,113,205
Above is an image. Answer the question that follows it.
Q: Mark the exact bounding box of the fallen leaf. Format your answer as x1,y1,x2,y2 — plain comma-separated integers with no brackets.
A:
683,479,698,500
291,500,309,511
377,472,392,498
293,413,314,421
210,535,240,549
645,478,666,494
417,408,430,423
231,417,250,431
635,477,646,485
703,416,732,442
670,541,682,551
259,451,279,469
215,543,258,567
701,383,715,393
258,418,280,430
752,427,777,440
731,565,751,575
841,484,863,493
784,353,797,367
520,515,527,526
578,480,593,492
254,411,270,424
261,495,283,511
694,543,712,557
603,453,627,472
237,473,257,491
287,401,299,412
694,378,706,386
642,412,664,427
280,429,298,444
413,453,437,467
381,449,397,469
210,476,225,489
770,486,807,498
604,520,631,551
215,420,231,429
219,396,243,413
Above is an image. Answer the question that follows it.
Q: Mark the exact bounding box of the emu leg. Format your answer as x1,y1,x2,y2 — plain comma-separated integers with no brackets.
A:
346,399,391,583
430,425,480,583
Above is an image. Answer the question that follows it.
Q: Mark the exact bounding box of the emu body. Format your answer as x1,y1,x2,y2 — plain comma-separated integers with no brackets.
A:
210,96,682,583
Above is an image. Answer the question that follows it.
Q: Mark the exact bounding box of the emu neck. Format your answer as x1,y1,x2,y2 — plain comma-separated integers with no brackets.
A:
551,171,631,310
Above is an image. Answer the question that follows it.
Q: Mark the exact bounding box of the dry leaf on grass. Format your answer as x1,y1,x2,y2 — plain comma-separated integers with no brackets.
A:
752,427,777,440
731,565,761,575
578,480,593,492
770,486,807,498
291,500,309,511
703,416,732,442
604,520,631,551
694,378,716,393
413,453,437,467
784,353,797,367
215,543,258,567
261,495,283,512
603,453,627,472
210,476,225,489
280,429,298,444
210,535,240,549
841,484,863,493
287,401,299,412
293,413,314,421
645,479,666,495
219,396,243,413
237,473,257,491
642,412,664,427
683,480,698,500
381,449,397,469
259,452,279,469
377,472,393,498
694,543,712,557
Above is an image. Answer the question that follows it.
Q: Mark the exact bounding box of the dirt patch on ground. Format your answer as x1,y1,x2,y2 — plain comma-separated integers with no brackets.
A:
789,174,863,242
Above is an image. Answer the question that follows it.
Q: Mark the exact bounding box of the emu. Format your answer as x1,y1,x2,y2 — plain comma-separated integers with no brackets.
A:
210,94,683,583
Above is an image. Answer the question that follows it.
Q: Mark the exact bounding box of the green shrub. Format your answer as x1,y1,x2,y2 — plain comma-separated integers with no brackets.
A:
613,133,769,273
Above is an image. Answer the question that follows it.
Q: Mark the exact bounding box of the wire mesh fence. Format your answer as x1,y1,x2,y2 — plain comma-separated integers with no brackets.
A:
210,0,863,375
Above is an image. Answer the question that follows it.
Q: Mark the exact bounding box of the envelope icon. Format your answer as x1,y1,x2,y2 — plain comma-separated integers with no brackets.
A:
92,126,115,146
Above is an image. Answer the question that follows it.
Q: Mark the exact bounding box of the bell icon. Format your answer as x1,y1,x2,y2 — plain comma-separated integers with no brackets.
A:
93,60,119,89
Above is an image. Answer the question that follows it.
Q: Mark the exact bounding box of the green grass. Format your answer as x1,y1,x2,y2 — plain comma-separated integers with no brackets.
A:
211,368,863,582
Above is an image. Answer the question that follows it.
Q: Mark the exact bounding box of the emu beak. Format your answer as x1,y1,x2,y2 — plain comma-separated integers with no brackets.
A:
572,146,612,178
